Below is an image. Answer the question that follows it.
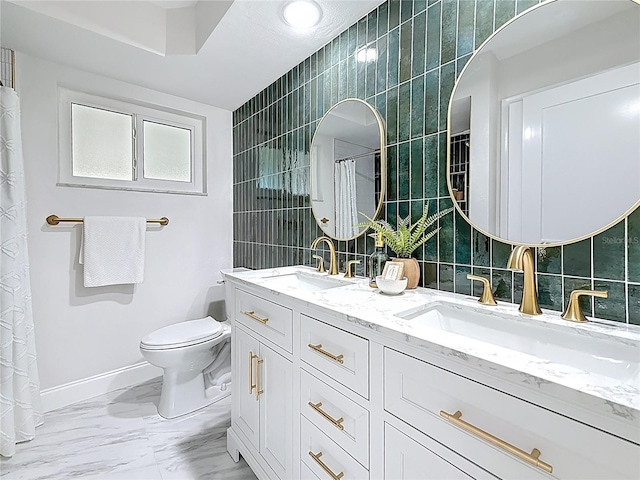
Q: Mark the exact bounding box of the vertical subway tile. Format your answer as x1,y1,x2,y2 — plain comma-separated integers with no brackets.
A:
439,197,454,263
536,246,561,274
398,142,410,200
376,35,389,94
439,263,455,292
455,211,471,265
398,82,411,142
439,61,456,131
628,208,640,282
593,221,625,281
423,262,438,289
440,0,457,64
401,0,413,23
367,9,377,44
411,75,425,138
348,24,358,57
423,133,439,198
387,145,398,201
563,238,591,278
378,2,389,37
387,86,399,144
357,17,367,48
492,269,513,302
495,0,516,29
564,276,594,317
492,240,512,269
517,0,538,14
426,1,442,71
347,55,357,98
399,21,413,84
425,69,439,135
455,265,472,295
389,0,401,30
473,230,491,267
629,284,640,325
457,0,475,57
387,27,400,88
475,0,495,48
411,11,427,78
366,54,377,98
410,138,424,199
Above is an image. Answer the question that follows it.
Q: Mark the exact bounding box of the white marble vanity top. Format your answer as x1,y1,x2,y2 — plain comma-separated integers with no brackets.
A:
223,266,640,437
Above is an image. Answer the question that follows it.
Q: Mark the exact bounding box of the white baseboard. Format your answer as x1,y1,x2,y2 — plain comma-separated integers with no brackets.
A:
40,362,163,412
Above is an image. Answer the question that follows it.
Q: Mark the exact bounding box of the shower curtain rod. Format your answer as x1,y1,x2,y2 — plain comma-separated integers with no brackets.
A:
334,149,381,163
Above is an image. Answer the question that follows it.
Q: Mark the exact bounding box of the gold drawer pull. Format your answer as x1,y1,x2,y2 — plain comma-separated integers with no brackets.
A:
249,352,258,394
308,343,344,364
308,401,344,431
242,310,269,324
440,410,553,474
308,451,344,480
255,358,264,401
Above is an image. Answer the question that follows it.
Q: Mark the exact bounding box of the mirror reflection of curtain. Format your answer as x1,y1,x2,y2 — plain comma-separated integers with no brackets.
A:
335,159,358,238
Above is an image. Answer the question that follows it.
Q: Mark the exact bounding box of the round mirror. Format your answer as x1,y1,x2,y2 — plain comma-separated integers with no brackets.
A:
310,99,386,240
448,0,640,246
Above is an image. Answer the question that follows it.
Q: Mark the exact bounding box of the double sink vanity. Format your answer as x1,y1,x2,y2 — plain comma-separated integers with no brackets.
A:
223,264,640,480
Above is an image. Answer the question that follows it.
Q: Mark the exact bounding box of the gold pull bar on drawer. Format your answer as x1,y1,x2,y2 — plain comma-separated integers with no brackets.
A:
242,310,269,324
440,410,553,474
308,343,344,364
308,401,345,431
249,352,258,394
308,451,344,480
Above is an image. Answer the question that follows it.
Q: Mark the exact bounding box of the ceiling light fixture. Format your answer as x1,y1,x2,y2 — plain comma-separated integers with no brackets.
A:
282,0,322,30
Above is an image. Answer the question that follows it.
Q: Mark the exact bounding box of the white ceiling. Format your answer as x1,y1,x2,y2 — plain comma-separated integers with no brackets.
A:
1,0,385,111
0,0,382,110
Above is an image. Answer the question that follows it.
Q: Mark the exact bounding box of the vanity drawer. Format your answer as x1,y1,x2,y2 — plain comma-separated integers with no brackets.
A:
301,369,369,467
300,460,320,479
301,416,369,480
235,289,293,352
300,315,369,398
384,348,640,479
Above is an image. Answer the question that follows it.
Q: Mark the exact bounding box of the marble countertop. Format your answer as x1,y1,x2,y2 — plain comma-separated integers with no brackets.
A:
222,266,640,438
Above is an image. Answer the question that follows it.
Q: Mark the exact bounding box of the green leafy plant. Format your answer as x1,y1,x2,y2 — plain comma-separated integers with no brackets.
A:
358,202,453,258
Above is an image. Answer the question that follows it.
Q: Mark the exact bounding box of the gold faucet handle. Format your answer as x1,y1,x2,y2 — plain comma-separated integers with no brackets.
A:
561,289,608,322
467,274,497,306
312,254,326,273
344,260,361,278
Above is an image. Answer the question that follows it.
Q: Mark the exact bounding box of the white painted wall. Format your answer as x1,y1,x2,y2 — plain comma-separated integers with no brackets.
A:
16,53,233,392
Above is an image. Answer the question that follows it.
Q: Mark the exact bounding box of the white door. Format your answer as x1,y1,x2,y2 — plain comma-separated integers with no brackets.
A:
259,343,293,479
234,327,260,450
384,424,473,480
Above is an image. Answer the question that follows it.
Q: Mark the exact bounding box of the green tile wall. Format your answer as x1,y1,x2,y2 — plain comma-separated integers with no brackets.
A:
232,0,639,324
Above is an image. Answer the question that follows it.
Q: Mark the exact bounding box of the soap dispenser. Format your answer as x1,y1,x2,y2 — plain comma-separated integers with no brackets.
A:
368,232,390,288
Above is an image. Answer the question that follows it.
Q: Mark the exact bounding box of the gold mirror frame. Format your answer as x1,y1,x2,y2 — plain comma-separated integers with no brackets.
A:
310,98,387,241
446,0,640,248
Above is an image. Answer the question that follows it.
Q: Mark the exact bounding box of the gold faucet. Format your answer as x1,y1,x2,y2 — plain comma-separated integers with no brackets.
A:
506,245,542,315
311,236,339,275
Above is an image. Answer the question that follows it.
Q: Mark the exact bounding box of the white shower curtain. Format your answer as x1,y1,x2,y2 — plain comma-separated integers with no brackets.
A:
0,86,42,458
335,159,358,239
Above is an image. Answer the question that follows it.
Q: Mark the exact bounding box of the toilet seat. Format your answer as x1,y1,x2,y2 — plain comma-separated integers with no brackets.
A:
140,316,223,350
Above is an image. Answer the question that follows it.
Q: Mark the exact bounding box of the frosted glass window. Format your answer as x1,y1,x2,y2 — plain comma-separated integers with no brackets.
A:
71,103,133,181
143,121,192,182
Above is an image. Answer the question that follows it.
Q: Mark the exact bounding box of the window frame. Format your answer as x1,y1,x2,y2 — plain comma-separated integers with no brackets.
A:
58,88,206,195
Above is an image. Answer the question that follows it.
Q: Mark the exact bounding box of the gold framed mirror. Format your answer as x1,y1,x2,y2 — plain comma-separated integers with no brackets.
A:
447,0,640,247
310,98,386,240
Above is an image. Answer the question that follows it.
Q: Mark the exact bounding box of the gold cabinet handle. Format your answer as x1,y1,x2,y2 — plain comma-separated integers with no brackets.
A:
249,352,258,394
242,310,269,324
561,289,608,322
308,343,344,364
440,410,553,474
308,401,344,431
308,451,344,480
255,358,264,401
467,274,497,306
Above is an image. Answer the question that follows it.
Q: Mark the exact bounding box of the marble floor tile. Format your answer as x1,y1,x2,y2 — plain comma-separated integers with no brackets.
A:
0,378,256,480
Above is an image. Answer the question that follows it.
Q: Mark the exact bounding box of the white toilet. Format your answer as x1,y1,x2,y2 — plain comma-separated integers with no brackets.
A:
140,316,231,419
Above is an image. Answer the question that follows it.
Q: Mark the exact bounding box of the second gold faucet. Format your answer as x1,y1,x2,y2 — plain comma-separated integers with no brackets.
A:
311,236,339,275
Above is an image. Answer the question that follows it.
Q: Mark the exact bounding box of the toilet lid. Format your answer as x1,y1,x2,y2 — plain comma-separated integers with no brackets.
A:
140,316,223,349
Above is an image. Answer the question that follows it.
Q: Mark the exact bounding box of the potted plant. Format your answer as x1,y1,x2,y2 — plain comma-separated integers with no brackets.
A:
358,202,453,289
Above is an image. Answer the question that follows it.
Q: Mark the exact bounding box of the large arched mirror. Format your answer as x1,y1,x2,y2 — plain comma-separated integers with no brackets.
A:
448,0,640,246
310,99,386,240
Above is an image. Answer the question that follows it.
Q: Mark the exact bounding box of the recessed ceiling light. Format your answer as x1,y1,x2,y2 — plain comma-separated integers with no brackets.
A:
282,0,322,30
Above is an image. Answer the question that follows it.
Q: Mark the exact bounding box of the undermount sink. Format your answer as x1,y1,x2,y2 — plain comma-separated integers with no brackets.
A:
396,301,640,383
264,271,351,292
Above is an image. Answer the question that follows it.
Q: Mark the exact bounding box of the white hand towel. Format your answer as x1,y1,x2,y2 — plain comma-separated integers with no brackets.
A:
82,216,146,287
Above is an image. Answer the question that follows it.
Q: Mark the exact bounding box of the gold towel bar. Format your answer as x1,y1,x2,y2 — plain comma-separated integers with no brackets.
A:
46,214,169,226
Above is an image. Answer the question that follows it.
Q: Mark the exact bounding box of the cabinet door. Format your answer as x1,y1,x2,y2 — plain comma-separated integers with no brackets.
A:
234,327,260,450
385,424,473,480
259,343,293,479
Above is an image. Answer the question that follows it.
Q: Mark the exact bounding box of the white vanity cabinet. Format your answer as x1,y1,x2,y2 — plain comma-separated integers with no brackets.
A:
225,275,640,480
228,288,294,479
